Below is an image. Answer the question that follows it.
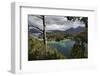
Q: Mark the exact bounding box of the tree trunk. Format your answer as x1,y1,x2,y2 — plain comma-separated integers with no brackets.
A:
42,16,47,53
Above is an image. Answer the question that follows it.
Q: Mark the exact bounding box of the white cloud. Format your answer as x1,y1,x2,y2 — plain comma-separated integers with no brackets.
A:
72,19,85,28
46,24,68,31
28,15,43,30
28,15,86,31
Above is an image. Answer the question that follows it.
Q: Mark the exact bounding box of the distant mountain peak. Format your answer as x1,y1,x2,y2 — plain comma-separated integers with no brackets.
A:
65,26,85,33
47,26,85,33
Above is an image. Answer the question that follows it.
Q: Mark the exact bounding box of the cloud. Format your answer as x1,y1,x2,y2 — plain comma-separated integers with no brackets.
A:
28,15,85,31
28,15,43,30
45,16,67,25
46,24,68,31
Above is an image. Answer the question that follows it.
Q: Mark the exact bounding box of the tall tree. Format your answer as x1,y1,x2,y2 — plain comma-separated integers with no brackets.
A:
80,17,88,28
42,16,47,53
32,15,47,53
64,16,88,58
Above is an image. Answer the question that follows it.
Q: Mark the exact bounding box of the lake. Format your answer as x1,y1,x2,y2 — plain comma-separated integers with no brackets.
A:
47,39,75,58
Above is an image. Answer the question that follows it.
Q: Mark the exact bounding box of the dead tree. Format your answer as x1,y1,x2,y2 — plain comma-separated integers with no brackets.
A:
42,16,47,53
31,15,47,53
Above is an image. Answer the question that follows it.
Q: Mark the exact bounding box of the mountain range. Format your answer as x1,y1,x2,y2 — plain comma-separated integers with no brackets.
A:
29,23,85,33
48,26,85,33
65,26,85,33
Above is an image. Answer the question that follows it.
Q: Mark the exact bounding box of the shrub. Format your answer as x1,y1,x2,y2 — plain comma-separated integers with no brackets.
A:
28,35,65,60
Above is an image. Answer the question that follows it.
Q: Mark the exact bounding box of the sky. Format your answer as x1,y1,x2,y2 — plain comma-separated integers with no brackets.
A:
28,15,86,31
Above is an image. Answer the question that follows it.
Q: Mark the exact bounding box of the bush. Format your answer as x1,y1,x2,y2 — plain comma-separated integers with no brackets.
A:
70,43,87,58
28,35,65,60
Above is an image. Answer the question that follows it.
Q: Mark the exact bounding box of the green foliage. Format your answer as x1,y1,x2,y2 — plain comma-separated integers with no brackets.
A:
28,34,65,60
74,30,87,44
69,28,88,58
46,32,72,41
70,43,87,58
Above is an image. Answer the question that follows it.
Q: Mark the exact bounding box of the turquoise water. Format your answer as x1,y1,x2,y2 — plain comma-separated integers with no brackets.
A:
47,39,75,58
